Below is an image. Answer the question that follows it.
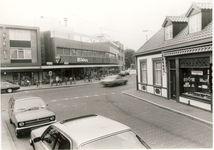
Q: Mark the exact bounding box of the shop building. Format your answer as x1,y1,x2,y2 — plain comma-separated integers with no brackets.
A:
135,2,212,111
0,24,42,85
36,17,125,80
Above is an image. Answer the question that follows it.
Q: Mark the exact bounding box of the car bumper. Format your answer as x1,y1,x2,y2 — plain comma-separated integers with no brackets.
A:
16,120,56,133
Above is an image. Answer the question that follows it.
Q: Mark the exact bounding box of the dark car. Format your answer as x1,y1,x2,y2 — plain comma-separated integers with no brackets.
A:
1,81,20,93
8,95,56,138
100,75,128,87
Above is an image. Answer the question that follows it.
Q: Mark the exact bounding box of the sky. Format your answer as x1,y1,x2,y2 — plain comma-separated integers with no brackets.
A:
0,0,212,50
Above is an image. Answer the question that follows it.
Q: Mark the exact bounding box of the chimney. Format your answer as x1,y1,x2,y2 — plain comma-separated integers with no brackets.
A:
64,18,68,26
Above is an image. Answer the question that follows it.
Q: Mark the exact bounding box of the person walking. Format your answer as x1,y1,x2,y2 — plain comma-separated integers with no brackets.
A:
64,77,68,85
50,78,53,86
73,76,76,84
59,77,62,86
69,76,73,84
56,76,59,86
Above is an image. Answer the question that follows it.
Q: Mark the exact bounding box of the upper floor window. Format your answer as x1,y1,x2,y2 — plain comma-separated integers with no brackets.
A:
165,25,173,40
10,48,31,59
9,29,30,41
189,13,201,33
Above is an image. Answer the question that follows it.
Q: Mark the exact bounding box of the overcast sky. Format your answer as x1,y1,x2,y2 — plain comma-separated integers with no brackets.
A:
0,0,212,50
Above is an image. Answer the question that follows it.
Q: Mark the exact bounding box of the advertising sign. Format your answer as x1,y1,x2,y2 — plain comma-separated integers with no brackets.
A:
77,58,88,62
191,71,203,75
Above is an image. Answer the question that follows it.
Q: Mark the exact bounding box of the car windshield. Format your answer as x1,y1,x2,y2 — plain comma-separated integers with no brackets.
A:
14,98,46,112
81,131,147,149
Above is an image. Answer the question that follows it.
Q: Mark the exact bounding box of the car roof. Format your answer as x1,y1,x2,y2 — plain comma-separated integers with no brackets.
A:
12,95,43,101
53,114,131,145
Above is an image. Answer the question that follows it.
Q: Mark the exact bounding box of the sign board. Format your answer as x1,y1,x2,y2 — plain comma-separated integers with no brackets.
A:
46,62,53,65
191,71,203,75
77,58,88,62
64,62,69,65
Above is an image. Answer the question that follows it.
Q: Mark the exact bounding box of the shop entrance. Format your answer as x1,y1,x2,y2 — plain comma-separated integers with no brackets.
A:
170,70,176,100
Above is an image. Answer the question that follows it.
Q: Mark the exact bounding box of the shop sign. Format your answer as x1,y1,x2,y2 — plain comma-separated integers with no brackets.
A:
46,62,53,65
77,58,88,62
191,71,203,75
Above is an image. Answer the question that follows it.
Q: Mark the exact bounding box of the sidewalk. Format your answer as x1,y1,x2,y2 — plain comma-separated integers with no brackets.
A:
122,88,212,126
2,80,212,150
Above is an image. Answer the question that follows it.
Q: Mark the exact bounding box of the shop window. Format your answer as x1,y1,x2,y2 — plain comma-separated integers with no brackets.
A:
71,49,76,55
140,60,147,84
93,52,98,57
82,51,87,56
10,48,31,59
181,68,211,100
189,13,201,33
77,50,82,56
153,60,162,86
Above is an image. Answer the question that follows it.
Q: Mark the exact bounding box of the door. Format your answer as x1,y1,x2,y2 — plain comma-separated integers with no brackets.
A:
170,70,176,100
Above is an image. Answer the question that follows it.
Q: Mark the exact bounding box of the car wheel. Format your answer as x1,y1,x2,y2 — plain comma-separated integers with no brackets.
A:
15,128,21,138
9,119,13,124
7,88,13,93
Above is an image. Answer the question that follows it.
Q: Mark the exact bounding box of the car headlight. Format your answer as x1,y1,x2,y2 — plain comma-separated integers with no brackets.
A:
18,122,25,127
49,116,55,121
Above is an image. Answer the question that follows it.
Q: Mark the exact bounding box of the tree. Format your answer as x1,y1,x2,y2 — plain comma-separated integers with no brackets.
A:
125,49,135,69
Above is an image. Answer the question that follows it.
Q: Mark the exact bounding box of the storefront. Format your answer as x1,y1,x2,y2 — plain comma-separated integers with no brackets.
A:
164,46,212,111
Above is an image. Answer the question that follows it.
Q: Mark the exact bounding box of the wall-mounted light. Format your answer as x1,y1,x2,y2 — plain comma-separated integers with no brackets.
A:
3,33,6,39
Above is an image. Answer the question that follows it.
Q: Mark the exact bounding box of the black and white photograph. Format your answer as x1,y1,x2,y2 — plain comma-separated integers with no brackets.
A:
0,0,213,149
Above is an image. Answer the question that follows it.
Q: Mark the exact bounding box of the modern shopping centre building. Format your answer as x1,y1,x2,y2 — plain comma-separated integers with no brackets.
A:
0,17,125,84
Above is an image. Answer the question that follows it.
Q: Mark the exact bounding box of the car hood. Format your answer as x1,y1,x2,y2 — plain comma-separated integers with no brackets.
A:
15,109,55,122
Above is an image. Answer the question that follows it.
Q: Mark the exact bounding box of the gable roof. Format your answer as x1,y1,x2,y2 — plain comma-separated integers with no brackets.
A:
135,22,212,55
186,2,212,17
162,16,188,27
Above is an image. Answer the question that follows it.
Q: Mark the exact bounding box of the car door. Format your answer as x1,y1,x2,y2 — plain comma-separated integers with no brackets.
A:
116,76,123,84
34,127,58,150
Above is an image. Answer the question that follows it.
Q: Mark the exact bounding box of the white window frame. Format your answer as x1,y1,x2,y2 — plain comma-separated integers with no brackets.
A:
189,13,202,33
153,60,162,86
140,61,147,84
9,29,31,41
10,48,32,59
165,25,173,40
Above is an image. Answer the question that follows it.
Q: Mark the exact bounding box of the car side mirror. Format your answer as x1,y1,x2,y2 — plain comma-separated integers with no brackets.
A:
33,137,41,143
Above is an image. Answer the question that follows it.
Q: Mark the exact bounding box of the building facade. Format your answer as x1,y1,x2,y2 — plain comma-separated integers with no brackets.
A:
0,24,42,85
135,2,212,111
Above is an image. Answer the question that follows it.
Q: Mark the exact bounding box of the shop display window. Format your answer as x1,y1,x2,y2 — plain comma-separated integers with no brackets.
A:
181,68,211,100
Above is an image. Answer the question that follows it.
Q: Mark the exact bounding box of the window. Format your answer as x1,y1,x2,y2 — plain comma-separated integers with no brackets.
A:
140,61,147,83
71,49,76,55
57,48,63,55
77,50,82,56
165,25,173,40
64,48,70,55
189,13,201,33
154,60,162,86
82,51,87,56
42,128,58,150
10,48,31,59
9,29,30,41
93,52,98,57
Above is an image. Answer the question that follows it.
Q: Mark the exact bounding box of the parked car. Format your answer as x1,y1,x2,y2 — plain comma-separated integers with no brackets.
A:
125,70,130,75
30,114,150,149
118,71,126,76
8,95,56,138
1,81,20,93
100,75,128,87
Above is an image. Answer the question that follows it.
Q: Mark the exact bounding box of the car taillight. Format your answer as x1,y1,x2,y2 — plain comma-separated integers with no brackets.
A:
49,116,55,121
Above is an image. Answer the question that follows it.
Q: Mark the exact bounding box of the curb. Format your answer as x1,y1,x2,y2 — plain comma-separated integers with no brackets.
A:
122,91,213,127
18,82,99,92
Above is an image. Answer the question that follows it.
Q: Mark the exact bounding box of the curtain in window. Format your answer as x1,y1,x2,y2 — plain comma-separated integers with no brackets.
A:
155,62,161,85
141,63,147,83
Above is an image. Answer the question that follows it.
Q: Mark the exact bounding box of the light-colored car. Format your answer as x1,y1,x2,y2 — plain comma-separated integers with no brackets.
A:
30,114,150,149
8,95,56,138
100,75,128,87
1,81,20,93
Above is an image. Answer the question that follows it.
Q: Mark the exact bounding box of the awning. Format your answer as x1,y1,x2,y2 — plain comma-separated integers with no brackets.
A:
0,66,41,71
162,45,212,57
41,64,122,69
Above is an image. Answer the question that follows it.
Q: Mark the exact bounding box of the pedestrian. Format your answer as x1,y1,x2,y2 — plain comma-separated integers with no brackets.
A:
50,78,53,86
73,76,76,84
36,80,39,87
84,76,87,83
59,77,62,86
64,77,68,85
69,76,73,84
56,76,59,86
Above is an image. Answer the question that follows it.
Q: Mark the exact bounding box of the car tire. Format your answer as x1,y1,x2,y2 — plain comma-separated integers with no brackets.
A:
15,128,21,138
9,119,13,124
7,88,13,93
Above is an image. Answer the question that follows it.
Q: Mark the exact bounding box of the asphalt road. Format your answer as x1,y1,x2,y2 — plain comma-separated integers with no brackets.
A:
1,75,212,149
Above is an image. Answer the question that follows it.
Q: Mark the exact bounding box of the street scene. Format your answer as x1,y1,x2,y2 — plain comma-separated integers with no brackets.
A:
0,0,213,149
